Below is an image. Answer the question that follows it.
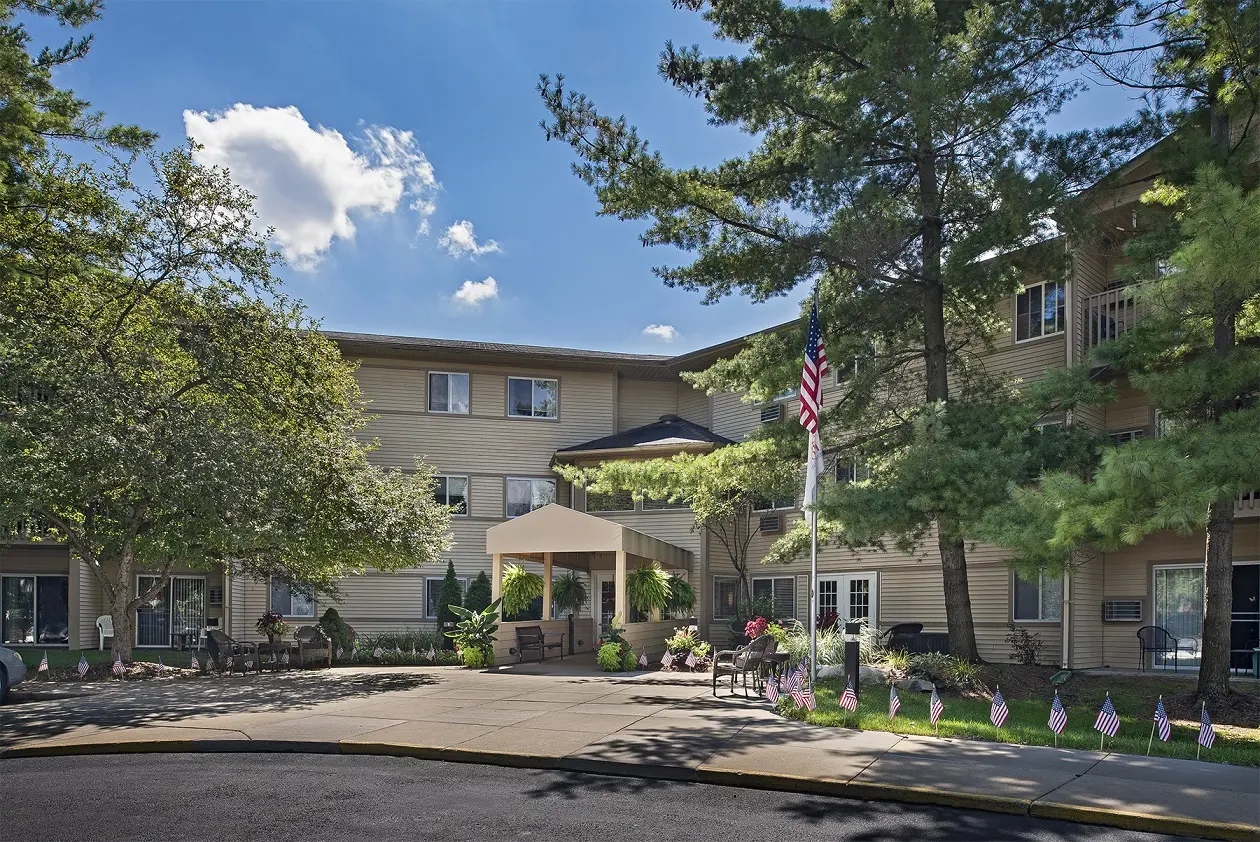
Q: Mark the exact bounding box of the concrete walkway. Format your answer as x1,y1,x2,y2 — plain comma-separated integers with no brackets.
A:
2,666,1256,841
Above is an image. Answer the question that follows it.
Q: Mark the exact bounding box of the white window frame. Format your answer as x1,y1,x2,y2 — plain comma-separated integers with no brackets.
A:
712,576,740,621
506,376,559,420
427,371,470,415
752,494,794,513
834,455,871,484
0,573,70,647
1014,279,1066,343
584,488,635,513
1012,571,1062,623
269,577,315,619
1034,419,1065,433
751,576,795,619
505,477,557,518
434,474,469,516
425,575,470,619
1108,428,1146,446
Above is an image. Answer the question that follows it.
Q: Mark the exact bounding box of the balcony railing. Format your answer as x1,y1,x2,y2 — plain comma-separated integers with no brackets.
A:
1082,286,1143,359
1238,490,1259,517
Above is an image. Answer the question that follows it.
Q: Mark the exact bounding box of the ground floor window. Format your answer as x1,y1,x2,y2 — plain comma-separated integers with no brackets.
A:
713,576,739,620
269,577,315,618
1013,571,1062,621
751,576,795,620
425,576,469,619
1,575,69,645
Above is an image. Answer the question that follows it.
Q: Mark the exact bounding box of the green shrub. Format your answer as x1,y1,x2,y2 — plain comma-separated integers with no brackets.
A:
947,656,981,689
665,576,696,615
319,608,352,653
354,628,444,654
1005,623,1045,666
465,571,492,614
437,560,463,649
461,647,493,669
882,649,911,673
447,598,500,667
623,647,638,671
597,642,627,672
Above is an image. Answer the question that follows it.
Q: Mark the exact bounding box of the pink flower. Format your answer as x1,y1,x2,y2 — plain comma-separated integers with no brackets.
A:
745,617,768,639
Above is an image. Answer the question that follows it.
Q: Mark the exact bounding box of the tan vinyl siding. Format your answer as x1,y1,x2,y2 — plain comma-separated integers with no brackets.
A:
710,391,762,441
1069,557,1105,668
617,378,677,431
77,561,101,649
1072,247,1109,365
1105,380,1153,434
986,292,1067,383
676,383,711,427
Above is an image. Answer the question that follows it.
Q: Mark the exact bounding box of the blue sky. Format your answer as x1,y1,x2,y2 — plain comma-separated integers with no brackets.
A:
58,1,1144,354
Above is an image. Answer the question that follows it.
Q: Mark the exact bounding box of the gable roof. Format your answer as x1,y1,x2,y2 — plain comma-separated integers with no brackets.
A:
484,503,690,567
555,414,735,458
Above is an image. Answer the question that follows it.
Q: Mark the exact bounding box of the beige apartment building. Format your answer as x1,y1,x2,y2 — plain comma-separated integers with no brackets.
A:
3,143,1258,673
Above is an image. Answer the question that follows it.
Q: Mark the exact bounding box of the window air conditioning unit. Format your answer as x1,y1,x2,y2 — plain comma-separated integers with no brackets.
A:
760,404,783,424
208,587,224,607
758,515,782,534
1102,600,1142,622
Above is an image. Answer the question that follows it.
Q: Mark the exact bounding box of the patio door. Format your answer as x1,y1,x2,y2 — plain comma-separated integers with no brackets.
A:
817,573,877,630
136,576,206,648
1153,565,1204,669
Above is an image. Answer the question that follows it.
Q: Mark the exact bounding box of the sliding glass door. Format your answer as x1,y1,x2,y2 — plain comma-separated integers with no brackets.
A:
136,576,206,647
1153,565,1204,669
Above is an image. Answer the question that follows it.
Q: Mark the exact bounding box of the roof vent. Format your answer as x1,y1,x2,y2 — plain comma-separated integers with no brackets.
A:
658,414,681,423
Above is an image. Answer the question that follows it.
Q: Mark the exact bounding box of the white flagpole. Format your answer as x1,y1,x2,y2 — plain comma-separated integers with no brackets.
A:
807,430,820,685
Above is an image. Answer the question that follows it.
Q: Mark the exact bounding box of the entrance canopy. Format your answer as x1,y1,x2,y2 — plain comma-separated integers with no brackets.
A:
485,504,690,569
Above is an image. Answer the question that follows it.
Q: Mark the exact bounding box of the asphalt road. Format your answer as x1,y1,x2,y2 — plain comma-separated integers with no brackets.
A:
1,754,1192,842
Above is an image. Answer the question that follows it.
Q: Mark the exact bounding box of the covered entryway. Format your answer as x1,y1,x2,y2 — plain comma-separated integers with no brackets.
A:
485,504,692,666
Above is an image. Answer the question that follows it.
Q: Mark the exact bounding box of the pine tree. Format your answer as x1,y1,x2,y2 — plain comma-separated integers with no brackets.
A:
436,560,464,650
541,0,1144,660
464,570,493,615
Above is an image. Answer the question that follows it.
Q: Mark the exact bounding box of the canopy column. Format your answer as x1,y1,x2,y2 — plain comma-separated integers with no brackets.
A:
615,549,628,623
491,553,502,605
542,552,553,621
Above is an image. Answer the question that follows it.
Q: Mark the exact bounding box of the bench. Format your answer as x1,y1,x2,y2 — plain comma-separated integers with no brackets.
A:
515,626,564,663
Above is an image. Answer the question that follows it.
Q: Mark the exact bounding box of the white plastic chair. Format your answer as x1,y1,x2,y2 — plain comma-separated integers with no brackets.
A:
97,615,114,650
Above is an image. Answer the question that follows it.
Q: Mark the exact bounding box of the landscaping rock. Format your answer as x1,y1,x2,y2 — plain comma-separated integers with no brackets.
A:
895,677,935,693
817,665,846,680
859,664,889,686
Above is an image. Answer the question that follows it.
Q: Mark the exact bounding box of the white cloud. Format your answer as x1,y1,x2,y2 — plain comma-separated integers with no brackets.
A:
642,324,679,342
439,220,501,257
452,276,499,307
184,104,440,268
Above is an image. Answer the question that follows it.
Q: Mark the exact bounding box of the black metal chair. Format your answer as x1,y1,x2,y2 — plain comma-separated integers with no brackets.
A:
206,629,259,675
712,635,776,698
1136,625,1196,672
880,623,924,652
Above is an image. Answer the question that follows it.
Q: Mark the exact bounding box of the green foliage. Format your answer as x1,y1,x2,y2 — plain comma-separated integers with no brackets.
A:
447,598,501,665
501,563,544,617
551,571,588,617
665,576,696,615
626,562,672,616
464,571,492,615
908,653,980,691
1005,624,1046,666
664,627,712,658
597,642,628,672
461,647,493,669
623,647,639,671
599,613,628,647
436,561,463,648
780,619,852,666
881,650,912,673
353,628,444,655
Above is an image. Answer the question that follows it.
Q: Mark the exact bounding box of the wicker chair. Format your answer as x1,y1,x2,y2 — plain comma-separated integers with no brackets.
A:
880,623,924,652
712,635,777,698
294,626,332,667
206,629,259,675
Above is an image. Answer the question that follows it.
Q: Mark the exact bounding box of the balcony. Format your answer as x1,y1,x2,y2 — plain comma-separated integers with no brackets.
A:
1238,490,1259,518
1082,286,1143,359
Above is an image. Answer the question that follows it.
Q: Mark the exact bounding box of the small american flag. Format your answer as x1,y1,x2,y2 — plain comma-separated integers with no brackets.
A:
765,673,780,703
189,651,200,671
157,655,167,671
660,650,674,668
799,681,816,711
427,645,436,662
112,651,125,677
1198,706,1216,749
350,648,358,661
929,688,944,726
77,654,89,678
684,650,697,669
1154,698,1171,742
280,649,290,665
372,646,384,659
38,651,49,673
888,685,901,720
1049,692,1068,735
409,646,417,658
1094,693,1120,737
790,662,808,707
838,677,858,712
336,646,344,660
784,663,801,696
990,688,1009,728
638,649,648,668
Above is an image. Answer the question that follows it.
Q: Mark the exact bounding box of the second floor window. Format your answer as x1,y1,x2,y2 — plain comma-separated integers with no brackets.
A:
1109,429,1146,446
506,477,556,518
1016,280,1065,342
752,494,794,512
585,489,634,512
428,372,469,414
835,456,871,484
434,475,468,515
508,377,558,419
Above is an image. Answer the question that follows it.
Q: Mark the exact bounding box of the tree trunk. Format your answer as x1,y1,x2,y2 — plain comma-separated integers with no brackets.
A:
1197,501,1234,699
108,550,135,663
940,527,981,661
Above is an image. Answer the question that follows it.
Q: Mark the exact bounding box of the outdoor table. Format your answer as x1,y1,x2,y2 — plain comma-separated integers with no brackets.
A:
257,642,295,671
170,631,196,650
761,651,790,694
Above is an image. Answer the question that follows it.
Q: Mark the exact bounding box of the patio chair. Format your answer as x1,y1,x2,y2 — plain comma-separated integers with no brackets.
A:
96,615,114,651
880,623,924,652
206,629,259,675
1136,625,1196,672
294,626,331,668
712,634,776,698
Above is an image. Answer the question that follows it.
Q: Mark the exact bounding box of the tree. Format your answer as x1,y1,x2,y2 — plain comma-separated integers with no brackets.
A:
556,439,799,617
464,570,493,615
540,0,1145,660
436,560,464,649
0,147,453,660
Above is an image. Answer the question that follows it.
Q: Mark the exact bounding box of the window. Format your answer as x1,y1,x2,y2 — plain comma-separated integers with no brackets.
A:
434,475,469,515
835,456,871,484
836,341,877,384
506,477,556,518
753,494,794,512
507,377,558,419
585,488,634,512
713,576,739,620
643,496,688,510
428,372,469,414
1013,572,1062,621
1034,419,1065,433
752,577,795,619
269,578,315,617
425,576,470,619
1,575,69,645
1015,280,1065,342
1108,429,1146,446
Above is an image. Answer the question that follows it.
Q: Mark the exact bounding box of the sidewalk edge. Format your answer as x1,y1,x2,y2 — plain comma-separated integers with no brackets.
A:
1030,801,1260,842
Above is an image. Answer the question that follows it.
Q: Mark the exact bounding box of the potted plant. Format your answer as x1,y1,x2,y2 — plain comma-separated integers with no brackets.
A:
501,563,544,619
552,571,587,618
256,611,289,644
626,562,671,620
665,577,696,617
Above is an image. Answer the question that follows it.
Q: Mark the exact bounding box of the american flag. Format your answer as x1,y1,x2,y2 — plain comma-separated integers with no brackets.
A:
1094,694,1120,737
790,662,809,707
990,688,1009,728
661,650,674,668
799,681,817,711
1154,698,1171,742
112,652,125,677
929,688,944,726
157,655,165,670
798,295,830,434
38,651,49,674
888,686,901,720
1049,692,1068,735
784,662,801,695
76,654,89,678
427,645,436,662
765,673,780,703
350,647,357,661
410,646,417,658
685,650,697,668
1198,706,1216,749
372,646,384,659
189,651,200,671
280,649,290,665
638,648,648,668
336,646,344,660
838,677,858,712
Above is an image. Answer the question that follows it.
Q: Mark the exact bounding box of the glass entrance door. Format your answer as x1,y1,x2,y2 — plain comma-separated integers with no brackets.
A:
817,573,877,630
595,574,616,640
1153,565,1204,669
1231,563,1259,673
170,577,206,640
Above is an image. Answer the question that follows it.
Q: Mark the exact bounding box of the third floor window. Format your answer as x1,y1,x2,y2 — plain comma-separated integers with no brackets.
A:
428,372,469,414
1015,280,1065,342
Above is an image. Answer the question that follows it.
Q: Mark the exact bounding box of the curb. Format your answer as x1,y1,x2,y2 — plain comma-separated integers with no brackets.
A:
2,739,1255,841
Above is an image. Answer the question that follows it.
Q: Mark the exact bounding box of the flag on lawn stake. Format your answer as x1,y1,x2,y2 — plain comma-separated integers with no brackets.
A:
930,688,944,727
1198,705,1216,749
157,655,166,671
1154,698,1171,742
799,680,816,711
190,651,200,671
990,687,1009,728
427,645,436,662
410,646,417,658
685,650,697,669
1049,692,1068,735
112,651,125,677
350,647,357,662
661,650,674,669
790,662,809,707
372,646,384,659
38,651,49,674
336,646,344,660
765,672,780,704
77,654,89,678
280,649,290,665
838,677,858,712
1094,693,1120,738
888,685,901,721
638,648,648,668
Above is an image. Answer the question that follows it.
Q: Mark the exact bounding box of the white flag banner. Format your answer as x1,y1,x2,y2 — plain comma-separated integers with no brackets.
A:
804,428,824,514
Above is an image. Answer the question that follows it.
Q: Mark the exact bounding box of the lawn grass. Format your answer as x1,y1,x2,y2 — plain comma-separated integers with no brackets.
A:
782,676,1260,767
10,648,196,669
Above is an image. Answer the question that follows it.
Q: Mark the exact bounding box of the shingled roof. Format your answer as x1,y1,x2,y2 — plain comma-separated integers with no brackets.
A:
556,414,734,458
